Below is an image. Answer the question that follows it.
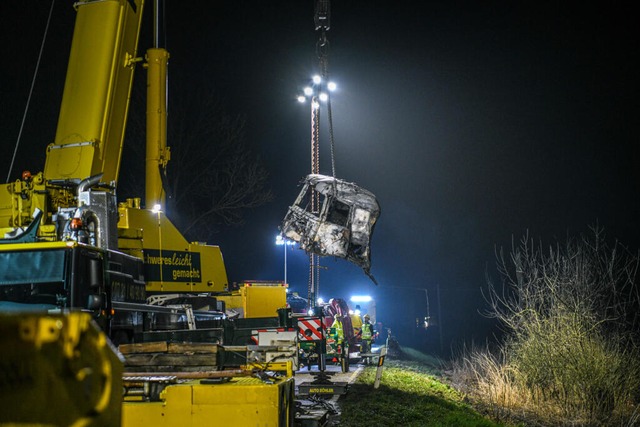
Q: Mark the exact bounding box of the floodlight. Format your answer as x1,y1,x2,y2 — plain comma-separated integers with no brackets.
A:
350,295,372,303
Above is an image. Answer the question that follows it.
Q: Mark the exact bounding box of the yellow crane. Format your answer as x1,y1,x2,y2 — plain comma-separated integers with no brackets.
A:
0,2,295,425
0,0,228,335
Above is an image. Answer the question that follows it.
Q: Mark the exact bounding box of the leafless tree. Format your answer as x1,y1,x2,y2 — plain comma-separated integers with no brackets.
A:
481,226,640,421
485,227,640,341
120,80,273,240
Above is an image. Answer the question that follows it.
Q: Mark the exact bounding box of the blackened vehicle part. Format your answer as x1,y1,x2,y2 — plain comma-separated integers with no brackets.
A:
280,174,380,284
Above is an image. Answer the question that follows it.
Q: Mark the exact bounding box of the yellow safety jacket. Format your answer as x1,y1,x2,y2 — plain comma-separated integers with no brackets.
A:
331,318,344,344
362,322,373,341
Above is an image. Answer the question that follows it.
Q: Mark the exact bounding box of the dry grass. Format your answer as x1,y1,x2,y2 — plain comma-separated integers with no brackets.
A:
458,229,640,426
449,343,640,426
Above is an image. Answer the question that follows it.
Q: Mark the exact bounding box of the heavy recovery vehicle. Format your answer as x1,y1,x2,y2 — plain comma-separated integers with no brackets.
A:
0,0,230,342
0,1,296,425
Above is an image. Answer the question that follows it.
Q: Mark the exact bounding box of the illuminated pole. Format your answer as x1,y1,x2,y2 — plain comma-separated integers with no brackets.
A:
275,235,294,285
310,94,320,308
298,76,336,310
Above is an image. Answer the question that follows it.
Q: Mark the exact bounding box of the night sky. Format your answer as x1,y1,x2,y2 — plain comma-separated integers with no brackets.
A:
1,1,639,353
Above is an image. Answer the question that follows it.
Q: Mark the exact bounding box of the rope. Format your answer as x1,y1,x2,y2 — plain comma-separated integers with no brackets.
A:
6,0,56,183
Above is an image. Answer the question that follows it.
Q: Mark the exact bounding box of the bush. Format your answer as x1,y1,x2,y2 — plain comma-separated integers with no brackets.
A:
508,312,640,421
454,228,640,425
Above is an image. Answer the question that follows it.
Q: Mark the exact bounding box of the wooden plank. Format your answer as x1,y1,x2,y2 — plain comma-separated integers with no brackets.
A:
118,341,168,354
123,353,217,367
167,342,219,354
123,365,219,373
223,346,248,352
123,369,247,379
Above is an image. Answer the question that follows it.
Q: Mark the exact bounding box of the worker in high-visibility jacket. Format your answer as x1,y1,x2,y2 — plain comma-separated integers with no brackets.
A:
331,313,344,345
331,313,350,372
360,314,375,364
350,310,363,337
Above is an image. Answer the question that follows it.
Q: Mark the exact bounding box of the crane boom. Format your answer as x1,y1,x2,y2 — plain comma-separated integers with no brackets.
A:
44,0,144,184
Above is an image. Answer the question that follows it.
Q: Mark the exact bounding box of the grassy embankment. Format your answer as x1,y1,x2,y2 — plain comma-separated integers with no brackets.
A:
339,348,508,427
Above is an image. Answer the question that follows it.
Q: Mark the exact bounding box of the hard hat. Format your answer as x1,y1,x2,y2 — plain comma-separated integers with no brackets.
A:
363,314,370,320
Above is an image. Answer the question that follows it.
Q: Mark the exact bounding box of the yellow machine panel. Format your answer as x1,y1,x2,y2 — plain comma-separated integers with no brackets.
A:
217,283,287,318
242,283,288,318
118,202,229,293
122,376,295,427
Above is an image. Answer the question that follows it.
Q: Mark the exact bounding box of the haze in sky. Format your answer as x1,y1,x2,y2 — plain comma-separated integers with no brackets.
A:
1,1,637,351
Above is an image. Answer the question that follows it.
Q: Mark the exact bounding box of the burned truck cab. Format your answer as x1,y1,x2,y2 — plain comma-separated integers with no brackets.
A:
280,174,380,282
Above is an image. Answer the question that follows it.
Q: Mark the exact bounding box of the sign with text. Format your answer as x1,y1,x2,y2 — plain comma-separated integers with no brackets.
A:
144,249,202,283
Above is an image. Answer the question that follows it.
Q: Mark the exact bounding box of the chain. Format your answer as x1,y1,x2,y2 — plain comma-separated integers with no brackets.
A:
309,93,320,305
308,0,338,308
